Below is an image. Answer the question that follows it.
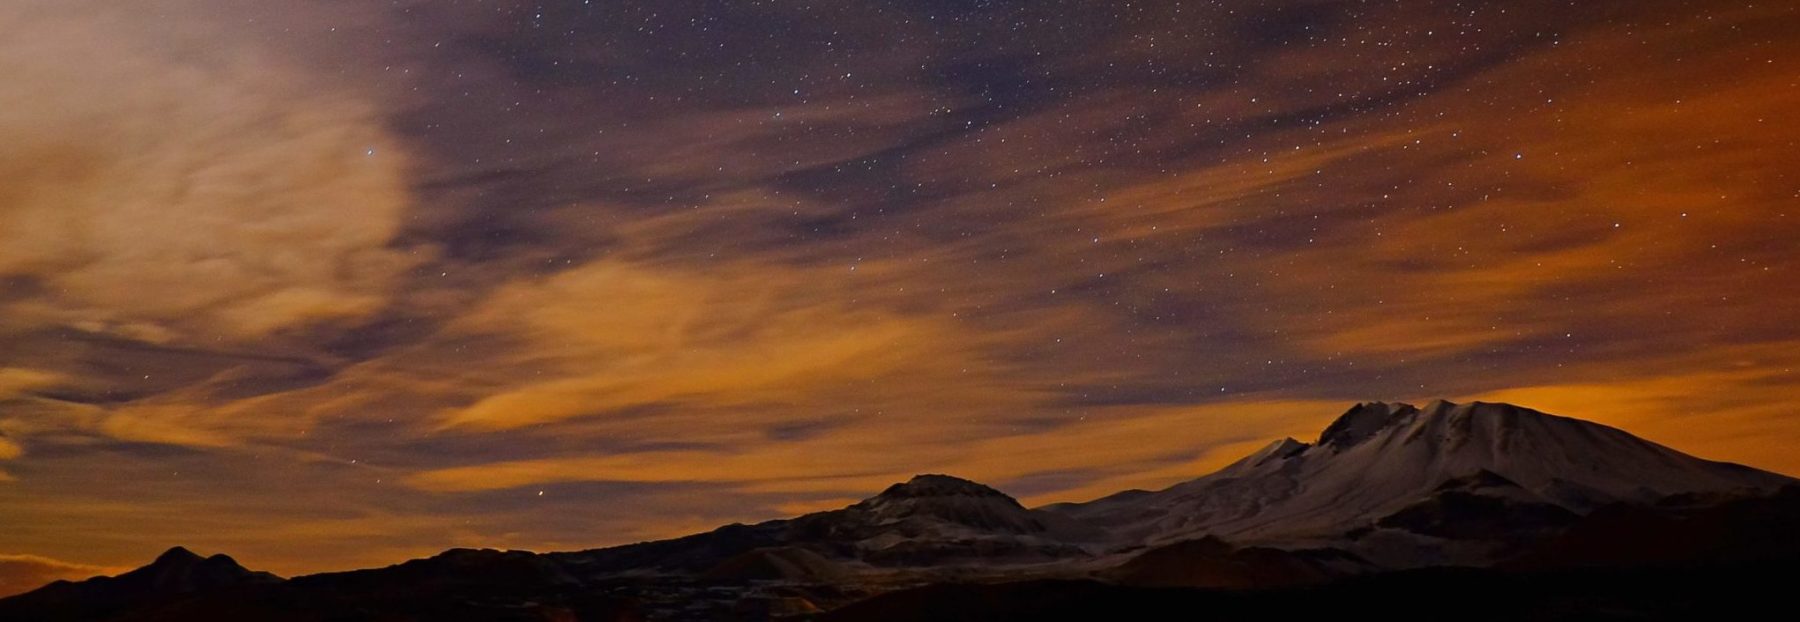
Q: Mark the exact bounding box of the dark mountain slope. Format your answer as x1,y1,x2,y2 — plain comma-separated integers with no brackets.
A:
1508,484,1800,569
1104,536,1372,589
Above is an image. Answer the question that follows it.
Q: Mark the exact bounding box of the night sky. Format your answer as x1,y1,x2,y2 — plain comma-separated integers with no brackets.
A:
2,0,1797,590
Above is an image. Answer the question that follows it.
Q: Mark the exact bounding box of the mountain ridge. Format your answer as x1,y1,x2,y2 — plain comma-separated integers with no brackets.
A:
6,399,1794,620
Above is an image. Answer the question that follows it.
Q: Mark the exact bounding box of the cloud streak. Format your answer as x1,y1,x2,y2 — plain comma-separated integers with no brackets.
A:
0,554,122,598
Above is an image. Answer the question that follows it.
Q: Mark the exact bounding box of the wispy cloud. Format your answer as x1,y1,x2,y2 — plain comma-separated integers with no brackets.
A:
0,0,425,344
0,553,123,597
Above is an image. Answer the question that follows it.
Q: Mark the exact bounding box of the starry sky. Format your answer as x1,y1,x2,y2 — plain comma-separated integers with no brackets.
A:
1,0,1797,589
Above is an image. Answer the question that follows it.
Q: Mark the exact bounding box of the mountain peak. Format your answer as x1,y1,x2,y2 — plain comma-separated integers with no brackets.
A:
1232,437,1311,469
127,547,273,591
153,546,203,566
1318,401,1420,448
1265,437,1310,456
1418,401,1552,435
1318,400,1549,449
833,474,1107,546
1419,399,1507,414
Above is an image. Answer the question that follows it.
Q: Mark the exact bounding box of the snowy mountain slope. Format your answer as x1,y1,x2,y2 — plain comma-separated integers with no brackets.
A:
556,474,1103,577
1046,400,1794,550
833,474,1103,541
784,473,1104,565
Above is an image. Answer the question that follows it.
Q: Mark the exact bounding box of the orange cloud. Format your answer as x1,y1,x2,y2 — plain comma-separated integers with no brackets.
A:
406,399,1342,509
437,259,976,431
0,553,122,597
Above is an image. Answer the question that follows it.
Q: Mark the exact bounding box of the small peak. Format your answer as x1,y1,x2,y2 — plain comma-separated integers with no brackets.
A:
1253,437,1311,462
874,474,1009,500
1270,437,1309,453
154,546,203,565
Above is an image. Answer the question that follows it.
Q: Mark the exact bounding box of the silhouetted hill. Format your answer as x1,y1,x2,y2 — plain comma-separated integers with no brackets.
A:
1508,484,1800,569
0,547,278,621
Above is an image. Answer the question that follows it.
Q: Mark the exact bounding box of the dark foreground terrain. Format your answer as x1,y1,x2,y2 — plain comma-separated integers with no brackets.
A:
823,560,1800,622
8,555,1795,622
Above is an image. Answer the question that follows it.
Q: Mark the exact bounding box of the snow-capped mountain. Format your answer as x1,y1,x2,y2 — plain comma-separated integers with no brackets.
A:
781,473,1104,565
1045,400,1793,562
555,473,1101,577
